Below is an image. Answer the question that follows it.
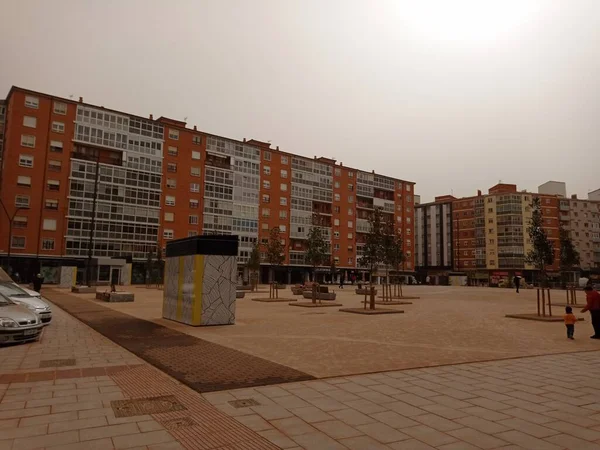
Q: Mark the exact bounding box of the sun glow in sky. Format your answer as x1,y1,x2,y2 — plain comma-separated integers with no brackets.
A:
398,0,545,46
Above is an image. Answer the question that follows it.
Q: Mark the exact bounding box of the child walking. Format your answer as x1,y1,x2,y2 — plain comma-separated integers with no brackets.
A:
564,306,577,339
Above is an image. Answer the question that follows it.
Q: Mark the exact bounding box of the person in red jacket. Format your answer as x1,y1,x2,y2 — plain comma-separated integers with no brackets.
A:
581,286,600,339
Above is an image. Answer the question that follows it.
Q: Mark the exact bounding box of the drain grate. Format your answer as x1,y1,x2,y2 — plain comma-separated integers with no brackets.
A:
111,395,186,417
163,417,197,430
39,359,76,368
229,398,260,408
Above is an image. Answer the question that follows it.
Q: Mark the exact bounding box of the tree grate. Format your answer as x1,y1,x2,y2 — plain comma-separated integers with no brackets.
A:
111,395,186,417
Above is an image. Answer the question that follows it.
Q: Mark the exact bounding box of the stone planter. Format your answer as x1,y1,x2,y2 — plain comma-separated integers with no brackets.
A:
355,288,377,296
96,292,134,302
291,286,304,295
236,291,246,299
236,285,252,291
302,291,337,301
72,286,96,294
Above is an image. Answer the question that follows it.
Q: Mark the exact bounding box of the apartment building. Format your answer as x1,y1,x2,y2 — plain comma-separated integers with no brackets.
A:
414,195,454,283
0,86,416,284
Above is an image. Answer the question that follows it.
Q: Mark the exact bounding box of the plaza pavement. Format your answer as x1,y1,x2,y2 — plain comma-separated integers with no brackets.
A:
2,285,600,449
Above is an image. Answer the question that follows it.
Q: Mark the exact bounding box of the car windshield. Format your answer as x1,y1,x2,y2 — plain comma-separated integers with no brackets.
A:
0,293,15,306
0,283,30,297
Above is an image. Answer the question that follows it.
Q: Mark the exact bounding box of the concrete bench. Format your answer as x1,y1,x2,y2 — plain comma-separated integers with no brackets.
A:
96,292,134,302
71,286,96,294
302,291,337,301
355,288,377,296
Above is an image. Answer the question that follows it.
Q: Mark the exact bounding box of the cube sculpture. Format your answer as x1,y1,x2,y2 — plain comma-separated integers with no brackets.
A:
163,235,239,326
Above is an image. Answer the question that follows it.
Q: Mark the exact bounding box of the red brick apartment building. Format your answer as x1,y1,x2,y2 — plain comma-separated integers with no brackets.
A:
0,86,415,285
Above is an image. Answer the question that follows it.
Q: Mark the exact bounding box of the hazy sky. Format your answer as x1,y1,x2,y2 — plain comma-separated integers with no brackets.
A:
1,1,599,202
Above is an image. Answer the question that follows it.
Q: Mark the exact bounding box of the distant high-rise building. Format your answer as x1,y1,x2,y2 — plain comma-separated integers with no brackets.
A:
538,181,567,198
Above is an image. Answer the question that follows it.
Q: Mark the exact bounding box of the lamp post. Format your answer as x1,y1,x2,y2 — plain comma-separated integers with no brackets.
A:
0,199,29,274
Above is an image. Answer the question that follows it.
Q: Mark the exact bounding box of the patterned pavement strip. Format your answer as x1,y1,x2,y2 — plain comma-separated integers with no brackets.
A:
207,351,600,449
43,289,314,392
0,301,281,449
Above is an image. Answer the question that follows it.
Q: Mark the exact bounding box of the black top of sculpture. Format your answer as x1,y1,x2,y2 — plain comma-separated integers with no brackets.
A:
166,235,239,257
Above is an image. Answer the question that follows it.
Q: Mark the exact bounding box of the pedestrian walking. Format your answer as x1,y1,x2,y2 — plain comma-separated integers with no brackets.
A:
514,276,521,293
32,273,44,293
339,274,344,289
564,306,577,340
581,286,600,339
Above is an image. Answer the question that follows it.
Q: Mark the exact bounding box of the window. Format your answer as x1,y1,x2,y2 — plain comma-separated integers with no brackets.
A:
21,135,35,148
188,231,198,237
334,193,341,201
163,229,174,239
334,206,340,213
262,194,270,203
13,217,27,229
280,169,288,178
348,221,354,228
406,228,411,235
192,135,201,145
52,121,65,133
167,163,177,173
42,238,55,250
348,233,353,239
406,195,412,202
264,151,271,161
263,166,271,175
165,196,175,206
281,155,288,164
189,199,199,209
167,178,176,189
406,184,411,192
334,231,340,239
25,96,39,109
279,210,287,219
262,223,269,230
406,217,411,224
334,219,340,226
17,176,31,187
348,258,353,265
348,208,353,216
48,160,61,171
348,245,354,252
43,219,57,231
47,180,60,191
19,154,33,168
262,208,270,217
168,146,178,156
190,167,200,177
348,184,354,192
279,224,286,232
23,116,37,128
11,236,25,249
169,129,179,140
280,183,288,192
488,208,493,213
263,180,270,189
164,212,174,222
53,102,67,115
190,183,200,193
192,151,201,160
189,215,199,225
44,199,58,210
280,197,287,206
15,195,30,208
488,198,493,203
349,172,354,178
348,196,354,203
335,168,341,176
335,181,340,189
334,244,340,251
50,140,63,153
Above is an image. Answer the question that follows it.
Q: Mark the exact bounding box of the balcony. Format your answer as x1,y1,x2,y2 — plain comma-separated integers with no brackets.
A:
357,201,374,210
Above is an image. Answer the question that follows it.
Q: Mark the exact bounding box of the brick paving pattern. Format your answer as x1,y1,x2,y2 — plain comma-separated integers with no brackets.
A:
208,351,600,449
44,289,314,392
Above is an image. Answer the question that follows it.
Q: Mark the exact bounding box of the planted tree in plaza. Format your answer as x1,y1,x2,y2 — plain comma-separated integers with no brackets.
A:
358,207,385,310
559,223,580,286
381,219,406,300
266,227,285,298
525,197,555,288
145,249,154,287
330,258,337,285
247,242,261,292
305,214,329,303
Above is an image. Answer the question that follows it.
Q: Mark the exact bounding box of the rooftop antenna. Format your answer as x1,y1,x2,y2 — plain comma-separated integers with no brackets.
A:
69,95,73,99
184,116,188,122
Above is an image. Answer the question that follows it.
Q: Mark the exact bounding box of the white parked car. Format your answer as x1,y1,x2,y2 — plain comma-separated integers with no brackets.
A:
0,282,52,325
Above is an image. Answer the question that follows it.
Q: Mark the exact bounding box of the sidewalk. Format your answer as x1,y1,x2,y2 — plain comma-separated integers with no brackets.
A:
0,303,278,449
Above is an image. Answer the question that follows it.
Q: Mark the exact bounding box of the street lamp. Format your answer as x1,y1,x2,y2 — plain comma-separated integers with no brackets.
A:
0,199,29,275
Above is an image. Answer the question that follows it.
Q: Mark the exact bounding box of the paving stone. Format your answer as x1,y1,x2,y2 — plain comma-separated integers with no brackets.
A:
388,438,436,449
498,417,560,438
259,429,298,449
49,416,108,433
46,438,114,450
495,430,564,450
343,399,388,414
455,415,512,434
234,414,274,432
420,403,470,420
113,430,175,449
313,420,363,439
0,406,50,420
289,406,335,423
80,422,139,441
273,395,312,409
386,401,427,417
447,427,509,449
339,435,391,450
369,410,420,429
544,420,600,441
413,413,464,431
330,408,377,426
402,425,457,446
12,430,79,450
291,431,348,450
306,396,348,412
355,421,410,443
271,417,316,436
544,433,600,450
